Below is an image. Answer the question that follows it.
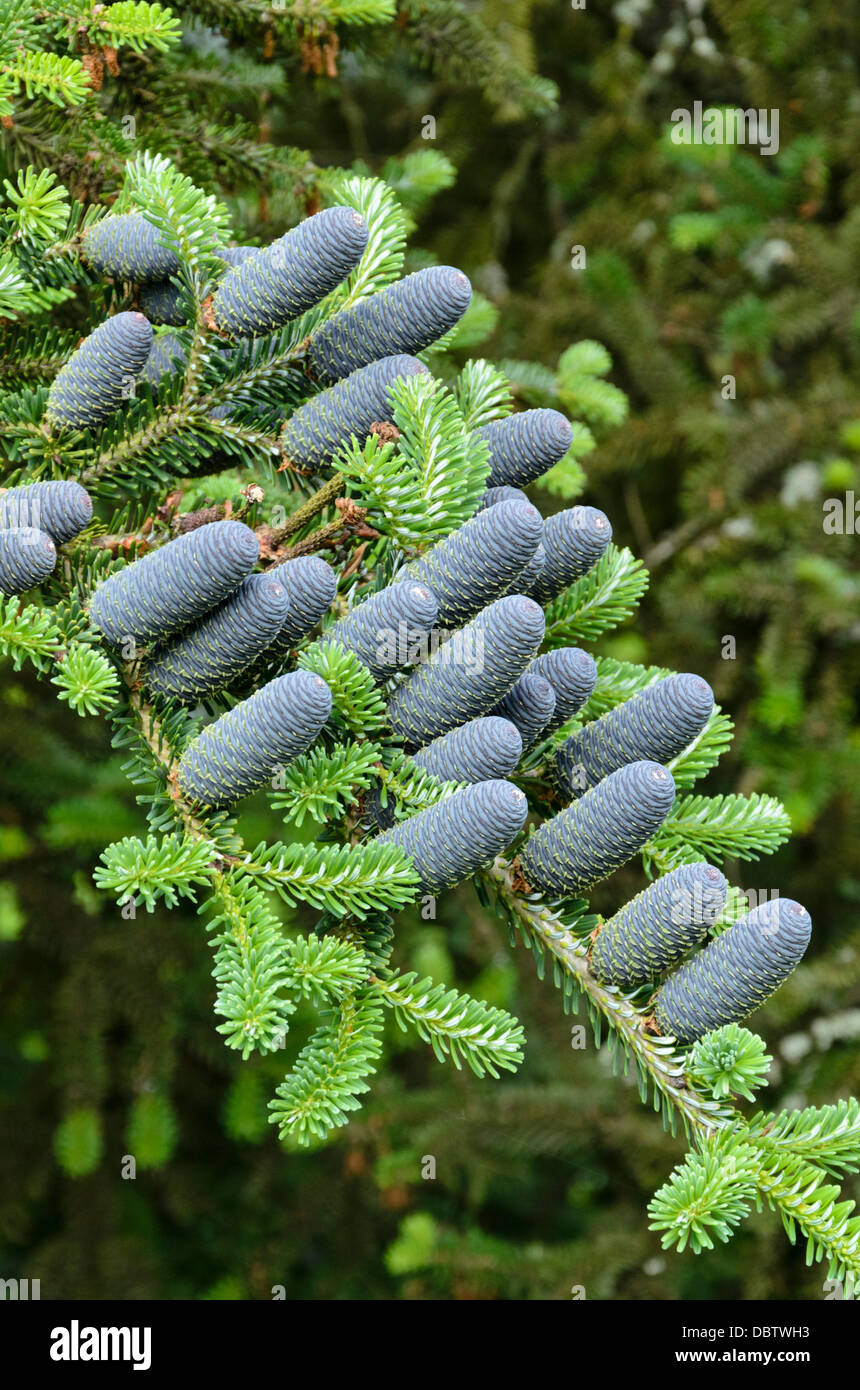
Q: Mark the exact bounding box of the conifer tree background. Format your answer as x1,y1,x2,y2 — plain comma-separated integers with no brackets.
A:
0,0,858,1301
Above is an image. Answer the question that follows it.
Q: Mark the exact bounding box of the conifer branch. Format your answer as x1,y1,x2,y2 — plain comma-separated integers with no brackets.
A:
483,860,731,1138
542,545,649,647
269,473,345,543
373,970,525,1077
268,990,384,1146
203,871,296,1058
238,839,420,919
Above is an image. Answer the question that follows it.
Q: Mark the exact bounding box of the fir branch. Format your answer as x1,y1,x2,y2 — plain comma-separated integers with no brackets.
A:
94,832,217,911
374,969,525,1078
327,173,407,307
648,1132,760,1254
0,50,90,111
375,749,460,821
398,0,558,119
542,545,650,647
339,371,488,546
748,1101,860,1179
269,472,344,543
92,1,182,54
270,740,383,827
0,593,61,670
755,1154,860,1282
0,323,80,384
268,990,384,1146
2,166,69,242
482,860,731,1137
203,871,295,1058
283,934,370,1007
298,638,387,736
688,1025,772,1102
646,792,792,870
238,838,420,919
51,641,120,716
122,150,230,282
453,358,512,431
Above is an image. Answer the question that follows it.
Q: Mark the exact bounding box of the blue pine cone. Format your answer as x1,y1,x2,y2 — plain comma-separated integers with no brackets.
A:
89,519,259,646
489,672,556,751
405,498,543,626
139,281,186,327
531,647,597,734
46,311,154,431
591,863,729,990
280,355,428,473
177,670,332,810
308,266,472,383
530,506,612,603
502,543,545,601
0,481,92,544
218,247,260,269
555,672,714,798
478,485,529,511
327,580,438,682
0,526,56,595
81,213,181,283
477,409,573,488
653,898,812,1044
386,594,546,746
140,333,187,386
519,760,676,897
375,779,528,895
211,207,369,339
145,572,291,702
413,716,523,785
263,555,338,663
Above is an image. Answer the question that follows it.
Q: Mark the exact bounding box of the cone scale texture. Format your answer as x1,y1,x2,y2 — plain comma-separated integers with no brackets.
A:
327,581,438,682
654,898,812,1044
504,543,545,599
591,863,728,989
405,499,543,626
412,716,523,785
478,409,573,489
520,761,676,897
280,355,429,473
218,247,260,269
145,573,291,702
89,520,259,646
530,506,612,603
177,671,332,810
139,281,186,327
211,207,369,338
0,482,92,544
375,779,528,895
46,312,154,431
265,556,338,661
81,213,181,283
556,672,714,798
140,333,187,386
386,595,546,746
309,266,472,383
479,485,530,512
0,527,57,595
531,647,597,734
489,672,556,751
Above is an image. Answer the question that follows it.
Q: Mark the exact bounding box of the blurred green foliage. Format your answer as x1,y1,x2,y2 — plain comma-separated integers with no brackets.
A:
1,0,858,1300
